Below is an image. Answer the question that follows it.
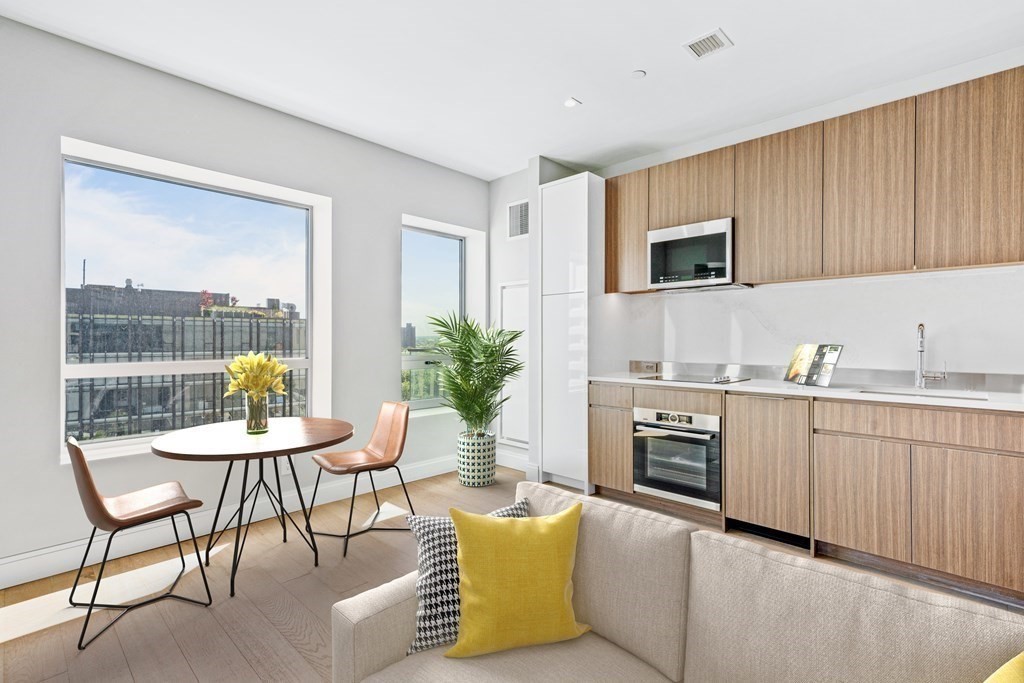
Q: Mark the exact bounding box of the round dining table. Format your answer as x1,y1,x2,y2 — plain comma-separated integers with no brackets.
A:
151,416,355,596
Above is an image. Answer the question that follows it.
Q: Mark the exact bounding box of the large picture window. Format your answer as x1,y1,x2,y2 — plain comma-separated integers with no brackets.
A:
400,227,464,409
61,138,332,460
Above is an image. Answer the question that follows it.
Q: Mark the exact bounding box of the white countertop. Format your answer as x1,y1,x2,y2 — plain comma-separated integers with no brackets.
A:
588,372,1024,413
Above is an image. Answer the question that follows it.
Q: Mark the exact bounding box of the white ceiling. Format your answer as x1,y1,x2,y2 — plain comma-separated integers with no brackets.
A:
2,1,1024,180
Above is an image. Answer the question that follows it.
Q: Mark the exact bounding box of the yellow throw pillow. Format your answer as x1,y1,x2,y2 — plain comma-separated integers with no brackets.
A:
445,502,589,658
986,652,1024,682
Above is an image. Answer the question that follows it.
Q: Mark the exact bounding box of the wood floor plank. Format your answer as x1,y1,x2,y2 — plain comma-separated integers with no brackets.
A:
114,601,197,683
59,611,133,683
281,573,359,628
157,596,259,683
237,566,332,680
206,564,321,682
40,673,71,683
3,624,67,683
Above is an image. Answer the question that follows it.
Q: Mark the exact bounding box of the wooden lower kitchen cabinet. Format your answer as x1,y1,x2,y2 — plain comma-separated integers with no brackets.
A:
813,434,911,562
588,405,633,493
911,445,1024,593
724,394,810,536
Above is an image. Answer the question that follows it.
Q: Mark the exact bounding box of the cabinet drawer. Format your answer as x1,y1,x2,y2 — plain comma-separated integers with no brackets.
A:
814,400,1024,455
633,387,722,416
588,383,633,409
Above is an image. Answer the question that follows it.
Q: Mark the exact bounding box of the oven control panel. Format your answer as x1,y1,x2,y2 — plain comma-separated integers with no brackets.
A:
656,411,692,425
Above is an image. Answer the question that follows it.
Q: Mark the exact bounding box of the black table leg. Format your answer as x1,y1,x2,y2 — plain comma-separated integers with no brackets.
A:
229,460,250,597
287,454,318,567
273,457,287,543
205,461,234,566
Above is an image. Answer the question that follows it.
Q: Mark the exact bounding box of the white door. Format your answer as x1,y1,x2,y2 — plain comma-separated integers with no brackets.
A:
499,282,529,446
541,291,588,483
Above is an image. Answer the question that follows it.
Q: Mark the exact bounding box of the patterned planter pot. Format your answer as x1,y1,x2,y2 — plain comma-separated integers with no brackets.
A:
457,431,496,487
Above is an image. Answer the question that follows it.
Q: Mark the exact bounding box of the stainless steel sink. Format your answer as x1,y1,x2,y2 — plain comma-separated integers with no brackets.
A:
856,386,989,401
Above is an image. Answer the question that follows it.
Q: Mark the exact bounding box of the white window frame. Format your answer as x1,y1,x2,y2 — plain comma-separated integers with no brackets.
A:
59,137,333,463
400,214,486,410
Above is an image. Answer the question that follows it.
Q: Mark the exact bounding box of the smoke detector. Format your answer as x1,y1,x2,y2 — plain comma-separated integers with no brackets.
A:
685,28,734,60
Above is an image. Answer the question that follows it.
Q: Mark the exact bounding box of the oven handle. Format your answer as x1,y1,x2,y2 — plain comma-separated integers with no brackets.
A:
633,426,715,440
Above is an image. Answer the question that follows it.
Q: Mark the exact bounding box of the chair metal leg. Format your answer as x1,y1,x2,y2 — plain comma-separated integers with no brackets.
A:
183,511,213,605
76,529,117,650
368,470,381,512
343,472,360,558
395,466,416,515
69,527,97,607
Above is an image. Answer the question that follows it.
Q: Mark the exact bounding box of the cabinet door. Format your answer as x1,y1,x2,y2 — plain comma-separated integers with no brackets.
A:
541,292,588,482
605,169,649,293
916,66,1024,269
724,394,810,536
648,147,734,230
735,123,823,283
541,175,589,295
588,406,633,493
823,99,915,276
911,445,1024,592
813,434,911,562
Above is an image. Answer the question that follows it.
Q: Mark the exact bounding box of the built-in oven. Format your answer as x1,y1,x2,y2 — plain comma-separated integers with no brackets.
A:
633,407,721,511
647,217,733,290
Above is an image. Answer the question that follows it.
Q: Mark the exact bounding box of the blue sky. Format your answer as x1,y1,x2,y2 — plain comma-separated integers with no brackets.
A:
401,229,462,337
64,161,308,314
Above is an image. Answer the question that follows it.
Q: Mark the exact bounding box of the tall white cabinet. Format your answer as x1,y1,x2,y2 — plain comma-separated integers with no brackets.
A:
533,172,604,489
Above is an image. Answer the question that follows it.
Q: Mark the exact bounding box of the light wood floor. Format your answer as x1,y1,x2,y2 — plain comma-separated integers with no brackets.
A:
1,467,525,683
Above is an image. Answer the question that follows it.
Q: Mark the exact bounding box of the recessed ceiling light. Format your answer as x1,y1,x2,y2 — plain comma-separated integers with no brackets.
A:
631,70,647,80
564,97,582,108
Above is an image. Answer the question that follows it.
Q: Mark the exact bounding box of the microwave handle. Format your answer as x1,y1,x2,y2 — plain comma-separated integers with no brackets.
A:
634,426,715,441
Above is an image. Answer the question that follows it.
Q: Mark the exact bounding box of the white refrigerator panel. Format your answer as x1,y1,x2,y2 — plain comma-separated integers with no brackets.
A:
541,292,588,483
541,176,589,295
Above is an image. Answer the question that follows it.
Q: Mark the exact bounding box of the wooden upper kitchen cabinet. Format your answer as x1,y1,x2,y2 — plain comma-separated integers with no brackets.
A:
648,146,735,231
823,99,915,277
735,123,824,283
915,66,1024,269
911,445,1024,593
588,405,633,493
813,433,911,563
724,394,810,536
605,169,649,293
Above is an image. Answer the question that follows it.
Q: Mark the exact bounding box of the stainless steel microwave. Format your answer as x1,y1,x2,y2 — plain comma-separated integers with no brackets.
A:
647,217,733,290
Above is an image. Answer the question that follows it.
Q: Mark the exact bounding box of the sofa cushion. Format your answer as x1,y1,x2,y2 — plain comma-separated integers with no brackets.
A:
364,631,670,682
446,503,589,658
515,481,697,682
684,531,1024,682
407,499,530,653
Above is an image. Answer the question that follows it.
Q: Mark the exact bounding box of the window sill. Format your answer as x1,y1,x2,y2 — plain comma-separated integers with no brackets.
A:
409,406,456,419
61,435,158,465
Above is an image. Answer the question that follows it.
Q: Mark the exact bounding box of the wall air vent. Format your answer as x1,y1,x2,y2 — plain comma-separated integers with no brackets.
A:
685,28,734,60
508,200,529,239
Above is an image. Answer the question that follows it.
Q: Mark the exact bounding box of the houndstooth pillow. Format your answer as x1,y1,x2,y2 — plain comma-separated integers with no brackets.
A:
406,498,529,653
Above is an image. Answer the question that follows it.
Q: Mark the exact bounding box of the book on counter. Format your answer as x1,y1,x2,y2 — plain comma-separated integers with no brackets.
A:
784,344,843,387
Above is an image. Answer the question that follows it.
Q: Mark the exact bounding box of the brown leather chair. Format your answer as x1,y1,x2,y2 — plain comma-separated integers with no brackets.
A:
308,401,415,556
66,437,212,650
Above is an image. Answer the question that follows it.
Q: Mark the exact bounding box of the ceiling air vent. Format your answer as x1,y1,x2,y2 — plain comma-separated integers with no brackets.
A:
508,200,529,239
685,28,733,60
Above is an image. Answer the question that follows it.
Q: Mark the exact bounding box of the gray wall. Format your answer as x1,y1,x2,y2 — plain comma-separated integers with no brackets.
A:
0,18,488,578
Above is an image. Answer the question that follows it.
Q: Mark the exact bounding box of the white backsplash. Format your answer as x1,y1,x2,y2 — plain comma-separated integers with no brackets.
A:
659,264,1024,375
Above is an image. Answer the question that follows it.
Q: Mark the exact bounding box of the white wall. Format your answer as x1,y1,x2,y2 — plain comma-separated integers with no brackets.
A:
0,18,488,586
662,266,1024,375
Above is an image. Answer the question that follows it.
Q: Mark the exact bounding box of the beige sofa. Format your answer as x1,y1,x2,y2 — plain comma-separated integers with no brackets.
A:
332,482,1024,682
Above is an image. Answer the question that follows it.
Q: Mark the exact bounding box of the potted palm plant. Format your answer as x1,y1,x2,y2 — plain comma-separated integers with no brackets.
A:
428,313,524,487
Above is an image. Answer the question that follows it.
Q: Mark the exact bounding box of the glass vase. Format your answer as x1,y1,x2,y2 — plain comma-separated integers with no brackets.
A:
245,393,269,434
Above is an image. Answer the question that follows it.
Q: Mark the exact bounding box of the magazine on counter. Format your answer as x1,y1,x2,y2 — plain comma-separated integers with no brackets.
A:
784,344,843,387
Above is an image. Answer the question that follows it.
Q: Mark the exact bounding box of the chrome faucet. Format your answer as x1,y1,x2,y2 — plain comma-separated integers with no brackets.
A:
915,323,947,389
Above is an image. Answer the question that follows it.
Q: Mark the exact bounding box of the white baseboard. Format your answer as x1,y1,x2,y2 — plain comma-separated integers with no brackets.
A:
495,447,529,472
0,454,457,589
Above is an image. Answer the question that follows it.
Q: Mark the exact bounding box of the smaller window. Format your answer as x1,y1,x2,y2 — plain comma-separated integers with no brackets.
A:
400,227,465,409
